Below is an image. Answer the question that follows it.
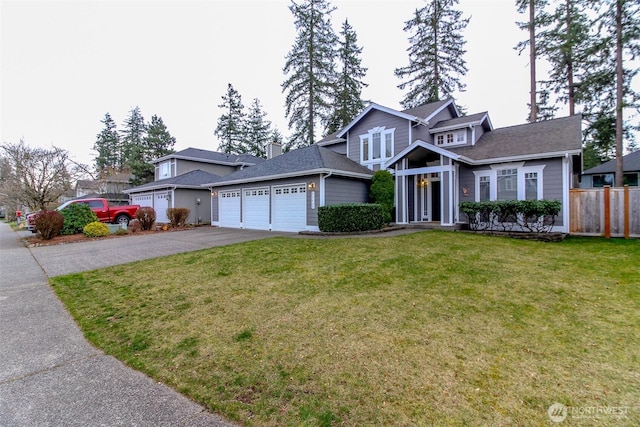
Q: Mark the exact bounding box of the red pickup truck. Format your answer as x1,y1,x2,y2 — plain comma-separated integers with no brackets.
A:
27,198,140,233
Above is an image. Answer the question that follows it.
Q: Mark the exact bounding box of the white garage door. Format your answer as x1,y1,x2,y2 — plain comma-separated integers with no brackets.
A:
219,190,241,228
155,192,170,223
242,187,270,230
131,193,153,208
272,184,307,232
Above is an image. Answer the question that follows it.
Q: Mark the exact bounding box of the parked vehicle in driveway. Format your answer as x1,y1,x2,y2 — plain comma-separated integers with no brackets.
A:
27,198,140,233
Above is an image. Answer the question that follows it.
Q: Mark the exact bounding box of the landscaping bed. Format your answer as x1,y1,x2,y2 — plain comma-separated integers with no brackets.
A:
23,225,194,247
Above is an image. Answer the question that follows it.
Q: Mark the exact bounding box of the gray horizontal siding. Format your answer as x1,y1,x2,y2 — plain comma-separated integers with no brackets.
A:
347,110,411,163
174,189,211,225
176,160,237,177
325,177,369,206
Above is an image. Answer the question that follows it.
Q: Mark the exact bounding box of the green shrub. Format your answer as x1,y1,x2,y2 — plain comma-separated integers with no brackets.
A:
369,170,395,224
167,207,190,228
60,203,99,235
135,207,156,231
460,200,561,232
318,203,385,232
34,210,64,240
83,221,110,237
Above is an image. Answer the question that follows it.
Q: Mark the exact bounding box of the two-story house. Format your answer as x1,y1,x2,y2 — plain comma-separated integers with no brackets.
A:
204,98,582,232
125,148,264,224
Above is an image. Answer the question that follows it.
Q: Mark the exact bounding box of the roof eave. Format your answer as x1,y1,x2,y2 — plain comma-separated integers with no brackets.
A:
203,168,373,188
464,149,582,165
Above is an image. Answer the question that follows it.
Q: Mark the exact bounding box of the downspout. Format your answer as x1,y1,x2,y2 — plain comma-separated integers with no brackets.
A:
469,124,476,145
320,171,333,206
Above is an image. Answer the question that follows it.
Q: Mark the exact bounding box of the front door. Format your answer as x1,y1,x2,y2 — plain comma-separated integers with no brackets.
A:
431,181,441,222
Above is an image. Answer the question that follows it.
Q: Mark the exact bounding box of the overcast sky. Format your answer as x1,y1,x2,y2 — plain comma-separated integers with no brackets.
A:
2,0,563,167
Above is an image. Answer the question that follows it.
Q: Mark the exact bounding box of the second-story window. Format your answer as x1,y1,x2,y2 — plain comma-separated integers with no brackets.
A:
360,126,395,168
435,130,466,146
158,161,171,179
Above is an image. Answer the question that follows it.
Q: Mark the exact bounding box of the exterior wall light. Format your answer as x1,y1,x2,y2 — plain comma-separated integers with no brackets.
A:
308,182,316,190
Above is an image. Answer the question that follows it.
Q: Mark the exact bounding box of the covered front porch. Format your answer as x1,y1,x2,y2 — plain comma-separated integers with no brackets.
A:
385,140,462,226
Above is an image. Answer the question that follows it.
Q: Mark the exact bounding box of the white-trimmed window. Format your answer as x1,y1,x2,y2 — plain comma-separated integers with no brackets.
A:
435,130,466,146
473,164,545,201
157,161,172,179
360,126,395,167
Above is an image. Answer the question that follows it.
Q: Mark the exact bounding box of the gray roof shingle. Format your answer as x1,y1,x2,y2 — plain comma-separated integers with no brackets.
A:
401,99,453,119
431,112,489,130
582,150,640,174
207,145,373,186
448,115,582,162
125,170,221,192
153,147,265,165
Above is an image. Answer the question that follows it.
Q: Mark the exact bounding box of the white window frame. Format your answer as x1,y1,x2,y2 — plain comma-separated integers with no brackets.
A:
473,163,545,201
435,130,466,147
360,126,395,168
157,160,172,180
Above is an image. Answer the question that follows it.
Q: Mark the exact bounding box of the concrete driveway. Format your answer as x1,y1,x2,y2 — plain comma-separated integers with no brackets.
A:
27,226,290,277
1,224,288,426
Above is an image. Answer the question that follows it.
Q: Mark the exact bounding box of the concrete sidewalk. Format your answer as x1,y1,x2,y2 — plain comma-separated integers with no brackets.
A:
0,223,285,426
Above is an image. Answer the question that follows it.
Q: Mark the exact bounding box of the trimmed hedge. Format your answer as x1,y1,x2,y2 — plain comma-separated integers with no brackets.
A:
318,203,385,232
34,210,64,240
459,200,561,233
369,170,395,224
83,221,110,237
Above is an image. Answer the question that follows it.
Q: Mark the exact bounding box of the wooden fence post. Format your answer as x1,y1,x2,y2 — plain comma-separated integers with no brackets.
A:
604,186,611,239
624,185,630,239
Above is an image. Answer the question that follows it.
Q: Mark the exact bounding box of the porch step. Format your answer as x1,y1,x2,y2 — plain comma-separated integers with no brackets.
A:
398,222,465,231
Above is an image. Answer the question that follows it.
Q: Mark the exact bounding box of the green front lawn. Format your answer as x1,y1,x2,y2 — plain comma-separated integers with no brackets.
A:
50,231,640,426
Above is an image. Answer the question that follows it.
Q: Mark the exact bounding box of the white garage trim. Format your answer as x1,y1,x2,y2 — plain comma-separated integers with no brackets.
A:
155,192,170,223
272,183,307,232
242,187,270,230
219,190,241,228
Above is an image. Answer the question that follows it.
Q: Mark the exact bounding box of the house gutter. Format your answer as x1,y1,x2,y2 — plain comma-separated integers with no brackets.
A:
320,171,333,206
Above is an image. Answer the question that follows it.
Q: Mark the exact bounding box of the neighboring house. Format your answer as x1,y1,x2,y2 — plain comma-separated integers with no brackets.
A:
579,150,640,188
204,98,582,233
124,148,264,224
76,171,134,204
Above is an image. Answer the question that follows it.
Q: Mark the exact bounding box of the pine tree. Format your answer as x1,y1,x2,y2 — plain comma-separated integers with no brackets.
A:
93,112,121,174
515,0,551,122
120,106,146,171
395,0,469,109
581,0,640,183
243,98,272,158
134,115,177,184
326,19,368,135
537,0,591,116
282,0,338,148
214,83,246,154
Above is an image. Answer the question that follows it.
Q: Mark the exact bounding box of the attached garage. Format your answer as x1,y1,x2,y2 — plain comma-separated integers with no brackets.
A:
219,190,241,228
154,192,170,223
131,193,153,208
272,184,307,232
242,187,270,230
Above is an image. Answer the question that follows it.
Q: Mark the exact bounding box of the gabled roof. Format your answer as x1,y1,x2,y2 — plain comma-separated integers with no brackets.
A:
335,99,458,139
152,147,265,166
401,98,458,121
385,140,470,168
582,150,640,174
124,170,222,193
429,112,493,133
203,144,373,187
447,115,583,164
316,131,346,146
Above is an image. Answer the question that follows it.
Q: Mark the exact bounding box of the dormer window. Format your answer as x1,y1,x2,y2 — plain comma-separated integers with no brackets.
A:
435,130,466,146
157,161,171,179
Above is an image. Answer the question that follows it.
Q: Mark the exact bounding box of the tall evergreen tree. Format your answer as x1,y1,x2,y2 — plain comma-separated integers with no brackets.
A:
326,19,368,135
243,99,272,158
120,106,146,172
93,112,121,174
129,114,177,185
515,0,550,122
581,0,640,183
214,83,246,154
282,0,338,148
537,0,591,116
395,0,469,109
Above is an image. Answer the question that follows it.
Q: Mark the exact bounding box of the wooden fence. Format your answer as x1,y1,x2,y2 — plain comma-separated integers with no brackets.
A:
570,186,640,238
